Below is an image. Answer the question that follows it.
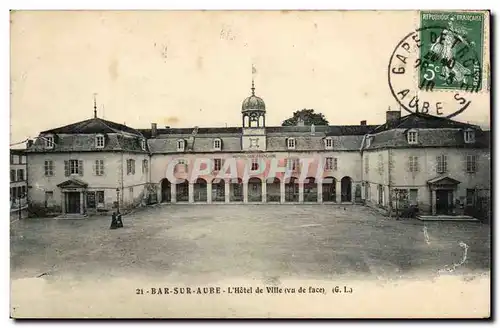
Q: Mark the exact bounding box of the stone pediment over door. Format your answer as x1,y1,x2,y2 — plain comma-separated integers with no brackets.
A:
57,178,89,189
427,176,461,190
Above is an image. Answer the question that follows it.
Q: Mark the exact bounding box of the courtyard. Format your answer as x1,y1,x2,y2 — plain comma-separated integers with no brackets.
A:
11,204,490,280
10,204,491,318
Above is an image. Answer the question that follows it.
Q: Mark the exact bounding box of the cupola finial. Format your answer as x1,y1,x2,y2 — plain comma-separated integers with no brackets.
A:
251,79,255,96
93,93,98,118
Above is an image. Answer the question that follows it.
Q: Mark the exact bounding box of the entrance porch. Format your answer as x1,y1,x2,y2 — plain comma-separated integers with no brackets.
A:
57,179,88,215
428,176,460,216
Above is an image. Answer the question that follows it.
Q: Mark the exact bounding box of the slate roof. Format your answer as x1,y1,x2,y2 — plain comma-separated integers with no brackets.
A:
365,128,490,150
41,117,143,136
371,112,479,133
148,136,242,154
26,133,147,153
28,112,489,154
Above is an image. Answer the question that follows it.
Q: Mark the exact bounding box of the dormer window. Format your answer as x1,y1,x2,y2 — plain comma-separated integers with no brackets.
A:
464,129,475,144
141,138,146,151
324,137,333,149
366,135,372,148
407,129,418,144
287,138,296,150
96,134,105,148
213,138,222,151
45,135,54,149
177,139,186,152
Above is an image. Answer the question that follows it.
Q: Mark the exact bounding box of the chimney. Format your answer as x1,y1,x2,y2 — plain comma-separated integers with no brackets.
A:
360,120,367,126
386,110,401,124
151,123,157,138
310,123,316,135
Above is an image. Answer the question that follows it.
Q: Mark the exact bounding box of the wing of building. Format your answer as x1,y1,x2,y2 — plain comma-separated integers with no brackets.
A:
24,84,491,219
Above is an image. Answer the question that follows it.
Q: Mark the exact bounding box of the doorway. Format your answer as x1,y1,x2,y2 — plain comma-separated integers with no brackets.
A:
436,189,452,215
66,192,81,214
161,179,171,203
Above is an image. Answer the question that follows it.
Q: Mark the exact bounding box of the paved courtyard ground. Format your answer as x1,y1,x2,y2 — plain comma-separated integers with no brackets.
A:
11,204,490,280
10,205,491,318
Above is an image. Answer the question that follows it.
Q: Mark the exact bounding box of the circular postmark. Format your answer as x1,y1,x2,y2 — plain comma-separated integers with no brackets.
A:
388,25,483,118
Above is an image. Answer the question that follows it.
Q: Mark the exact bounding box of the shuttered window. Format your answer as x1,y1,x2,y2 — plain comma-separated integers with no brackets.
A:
65,160,83,176
436,155,447,173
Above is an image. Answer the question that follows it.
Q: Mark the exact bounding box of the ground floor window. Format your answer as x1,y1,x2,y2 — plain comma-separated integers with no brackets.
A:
378,185,384,205
87,190,105,209
466,189,476,206
409,189,418,206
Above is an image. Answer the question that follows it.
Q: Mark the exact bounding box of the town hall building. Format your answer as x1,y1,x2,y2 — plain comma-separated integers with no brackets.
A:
25,82,491,219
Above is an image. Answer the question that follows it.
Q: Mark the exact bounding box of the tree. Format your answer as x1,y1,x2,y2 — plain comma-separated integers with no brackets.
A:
281,109,329,126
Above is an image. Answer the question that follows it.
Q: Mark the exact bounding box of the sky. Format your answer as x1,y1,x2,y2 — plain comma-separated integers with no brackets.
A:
10,10,491,145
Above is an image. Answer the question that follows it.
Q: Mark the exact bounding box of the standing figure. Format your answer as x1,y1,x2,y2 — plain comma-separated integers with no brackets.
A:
110,212,118,230
116,213,124,228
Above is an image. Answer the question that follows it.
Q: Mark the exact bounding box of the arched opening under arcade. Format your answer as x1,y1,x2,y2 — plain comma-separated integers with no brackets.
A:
248,177,262,202
193,178,207,203
266,177,281,202
322,177,336,202
160,178,171,203
285,177,299,202
304,177,318,202
341,176,352,202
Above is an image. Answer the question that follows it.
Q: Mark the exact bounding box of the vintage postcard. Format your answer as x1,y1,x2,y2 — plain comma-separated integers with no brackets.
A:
10,10,491,318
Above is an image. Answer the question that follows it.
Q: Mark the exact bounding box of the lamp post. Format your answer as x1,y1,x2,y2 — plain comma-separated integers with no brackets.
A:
116,188,120,214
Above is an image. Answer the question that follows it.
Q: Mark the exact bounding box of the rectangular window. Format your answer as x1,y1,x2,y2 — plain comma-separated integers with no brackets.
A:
127,159,136,175
17,169,25,181
466,189,476,206
44,191,54,208
325,157,337,170
96,135,105,148
21,155,26,164
409,156,419,172
45,136,54,148
287,138,296,149
10,169,15,182
464,130,475,143
214,139,221,150
466,155,477,173
177,140,185,152
407,131,418,144
12,155,19,164
96,191,105,207
95,160,104,176
142,159,149,174
44,160,54,176
286,158,299,171
251,158,259,171
213,158,222,171
325,138,333,149
409,189,418,206
377,154,384,175
437,155,447,173
69,159,80,175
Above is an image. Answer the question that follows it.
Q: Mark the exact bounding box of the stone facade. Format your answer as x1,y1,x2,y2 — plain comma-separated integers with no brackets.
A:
24,86,491,218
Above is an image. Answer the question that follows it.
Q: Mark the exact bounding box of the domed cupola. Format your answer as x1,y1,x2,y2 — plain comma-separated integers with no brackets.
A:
241,80,266,128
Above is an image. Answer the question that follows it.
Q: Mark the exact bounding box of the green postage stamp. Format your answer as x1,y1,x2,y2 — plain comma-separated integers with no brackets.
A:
419,11,485,91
